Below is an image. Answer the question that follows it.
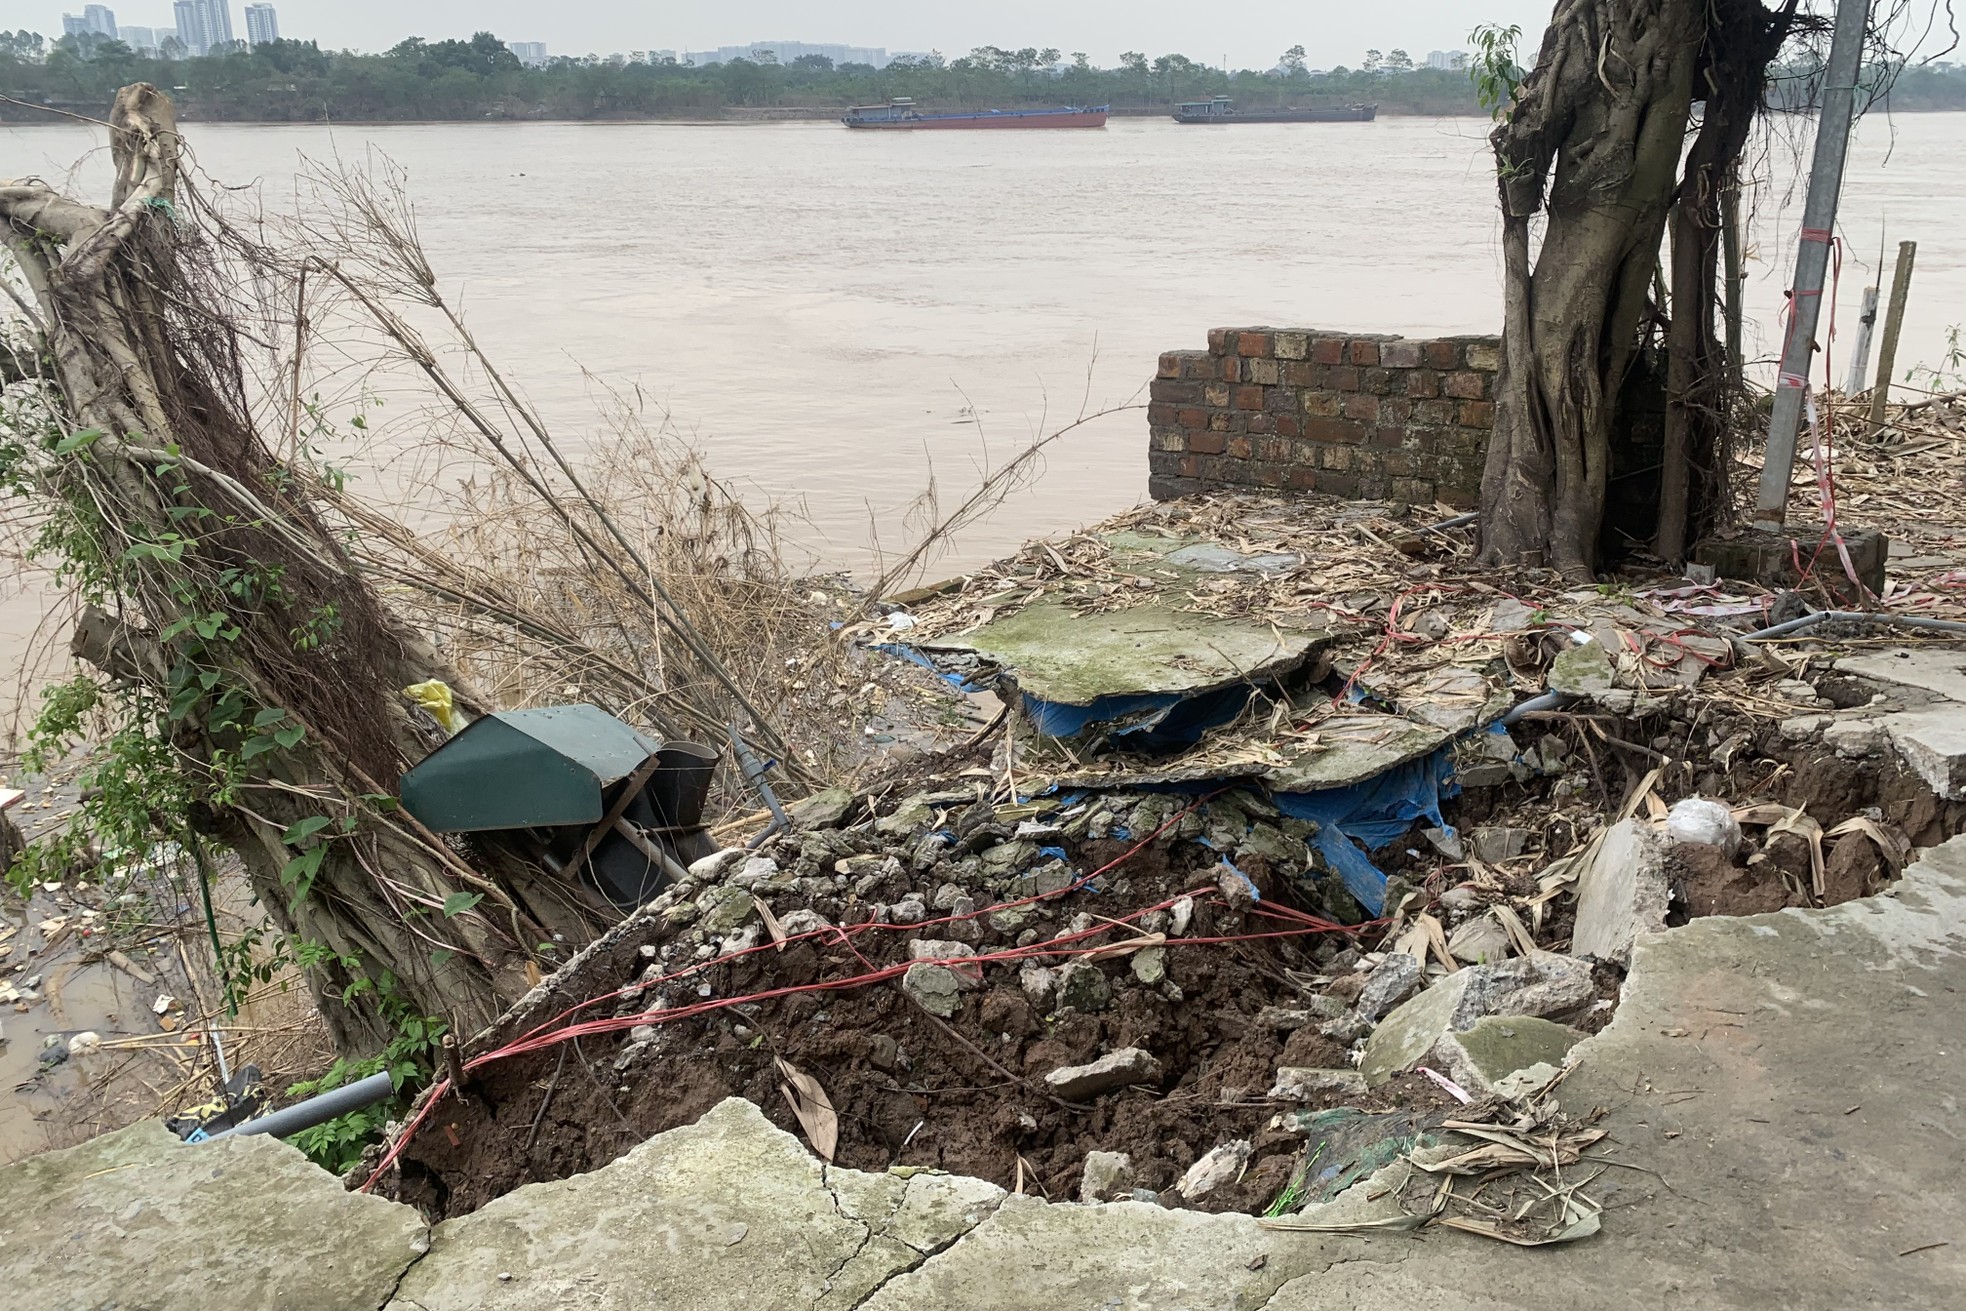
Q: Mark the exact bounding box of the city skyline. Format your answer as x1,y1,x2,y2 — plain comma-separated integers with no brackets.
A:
27,0,1556,68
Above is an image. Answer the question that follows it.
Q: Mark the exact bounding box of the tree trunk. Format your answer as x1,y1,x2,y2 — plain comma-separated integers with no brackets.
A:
2,86,612,1054
1480,1,1709,576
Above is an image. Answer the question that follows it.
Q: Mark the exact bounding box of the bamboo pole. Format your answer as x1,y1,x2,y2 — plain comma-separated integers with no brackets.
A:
1868,240,1918,433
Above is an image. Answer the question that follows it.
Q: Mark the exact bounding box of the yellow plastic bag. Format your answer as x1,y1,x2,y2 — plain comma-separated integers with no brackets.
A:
402,679,465,735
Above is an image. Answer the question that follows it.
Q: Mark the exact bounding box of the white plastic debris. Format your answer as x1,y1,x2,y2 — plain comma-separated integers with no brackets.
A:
68,1031,104,1056
1664,796,1742,858
152,993,178,1016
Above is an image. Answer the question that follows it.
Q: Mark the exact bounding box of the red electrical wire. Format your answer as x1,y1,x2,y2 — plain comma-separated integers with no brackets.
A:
361,792,1366,1191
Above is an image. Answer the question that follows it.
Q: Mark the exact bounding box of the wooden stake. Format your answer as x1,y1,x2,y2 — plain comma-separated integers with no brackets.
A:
1869,240,1918,433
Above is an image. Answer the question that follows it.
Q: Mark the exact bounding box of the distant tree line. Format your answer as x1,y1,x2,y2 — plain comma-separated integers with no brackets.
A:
1,29,1962,122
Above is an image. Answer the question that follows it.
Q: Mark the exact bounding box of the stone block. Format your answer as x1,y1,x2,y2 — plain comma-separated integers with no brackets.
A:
1381,340,1423,369
1274,331,1309,360
1078,1151,1135,1203
1389,477,1434,504
1245,357,1280,385
1302,391,1342,417
1362,367,1395,395
1044,1047,1163,1100
1465,341,1503,371
1341,393,1379,422
1884,708,1966,800
1227,435,1254,459
1823,718,1886,757
1692,527,1888,606
1156,352,1181,378
1359,952,1594,1084
1571,818,1671,964
1203,383,1230,407
1407,368,1440,398
1444,371,1487,400
1269,1067,1369,1100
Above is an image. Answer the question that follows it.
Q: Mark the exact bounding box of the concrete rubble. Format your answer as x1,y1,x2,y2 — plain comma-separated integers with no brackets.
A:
9,834,1966,1309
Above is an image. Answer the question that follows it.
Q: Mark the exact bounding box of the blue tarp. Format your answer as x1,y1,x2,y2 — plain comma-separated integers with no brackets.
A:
1274,747,1461,917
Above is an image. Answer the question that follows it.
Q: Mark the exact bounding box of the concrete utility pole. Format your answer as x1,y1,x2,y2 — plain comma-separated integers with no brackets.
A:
1843,285,1880,393
1868,240,1918,432
1753,0,1871,529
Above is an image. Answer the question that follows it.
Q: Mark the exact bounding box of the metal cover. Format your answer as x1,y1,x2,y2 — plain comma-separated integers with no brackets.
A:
399,704,661,834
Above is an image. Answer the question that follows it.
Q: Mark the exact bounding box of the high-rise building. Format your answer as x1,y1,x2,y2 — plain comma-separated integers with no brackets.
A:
1425,49,1468,70
506,41,547,67
118,23,158,50
173,0,233,55
243,4,277,47
62,5,119,38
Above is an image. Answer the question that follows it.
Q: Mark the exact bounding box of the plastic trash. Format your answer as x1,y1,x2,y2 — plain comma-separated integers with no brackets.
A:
402,679,466,734
1665,796,1742,857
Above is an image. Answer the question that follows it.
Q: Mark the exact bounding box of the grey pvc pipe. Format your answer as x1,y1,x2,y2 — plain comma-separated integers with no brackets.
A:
1501,690,1570,725
1741,610,1966,642
201,1071,396,1142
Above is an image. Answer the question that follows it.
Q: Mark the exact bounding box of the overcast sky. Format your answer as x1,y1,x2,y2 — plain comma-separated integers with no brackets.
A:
50,0,1565,66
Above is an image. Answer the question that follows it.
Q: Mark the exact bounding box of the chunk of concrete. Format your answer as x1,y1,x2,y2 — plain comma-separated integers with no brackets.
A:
1884,707,1966,800
1824,718,1885,757
1359,952,1594,1085
789,785,855,829
1467,826,1530,863
0,1119,426,1311
1549,639,1615,696
1055,961,1113,1012
1077,1151,1134,1203
1354,952,1422,1021
1269,1067,1369,1100
695,884,759,936
1572,818,1671,964
1175,1140,1251,1201
901,963,964,1017
1044,1047,1163,1100
1837,647,1966,703
1446,915,1512,965
1428,1017,1584,1097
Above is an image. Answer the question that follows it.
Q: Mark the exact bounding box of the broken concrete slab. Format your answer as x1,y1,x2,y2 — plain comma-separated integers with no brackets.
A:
1837,646,1966,703
922,599,1325,710
1043,1048,1163,1100
1359,953,1593,1085
1883,707,1966,799
0,1119,426,1311
1548,639,1615,696
390,1098,1001,1311
1078,1150,1134,1202
1571,818,1671,964
1429,1017,1583,1096
1175,1140,1251,1201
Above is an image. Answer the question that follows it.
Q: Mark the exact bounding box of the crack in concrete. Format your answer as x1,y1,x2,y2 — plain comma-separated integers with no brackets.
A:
1255,1257,1410,1311
372,1225,434,1311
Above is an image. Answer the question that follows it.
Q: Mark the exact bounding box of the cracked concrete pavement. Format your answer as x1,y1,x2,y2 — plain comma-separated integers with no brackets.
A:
8,837,1966,1311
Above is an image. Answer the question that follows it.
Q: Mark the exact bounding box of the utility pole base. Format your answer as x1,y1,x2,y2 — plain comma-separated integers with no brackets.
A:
1692,528,1889,607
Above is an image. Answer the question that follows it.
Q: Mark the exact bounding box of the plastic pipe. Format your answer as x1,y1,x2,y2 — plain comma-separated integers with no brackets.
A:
201,1071,396,1142
1501,690,1570,725
1741,611,1966,642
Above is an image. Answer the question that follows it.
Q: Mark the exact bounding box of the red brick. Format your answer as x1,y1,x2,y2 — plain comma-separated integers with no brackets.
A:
1150,378,1200,404
1349,340,1381,366
1423,340,1461,370
1189,432,1227,455
1257,463,1288,488
1227,435,1254,459
1255,437,1293,461
1415,398,1457,425
1342,393,1380,422
1311,337,1347,365
1247,413,1275,435
1380,449,1418,476
1380,396,1414,424
1380,341,1423,369
1391,477,1435,503
1444,371,1487,400
1147,402,1177,425
1407,369,1440,399
1221,357,1241,383
1237,331,1275,358
1209,412,1232,432
1180,354,1218,381
1286,467,1318,491
1265,386,1301,414
1204,383,1231,407
1275,415,1302,438
1234,385,1266,411
1207,328,1235,355
1319,471,1361,498
1370,425,1403,448
1179,454,1200,476
1459,400,1497,428
1363,367,1395,396
1327,366,1360,392
1305,417,1365,444
1157,353,1181,378
1177,406,1208,428
1282,361,1317,387
1303,392,1342,417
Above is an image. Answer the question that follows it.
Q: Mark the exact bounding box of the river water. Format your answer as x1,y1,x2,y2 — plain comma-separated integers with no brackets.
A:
3,111,1964,695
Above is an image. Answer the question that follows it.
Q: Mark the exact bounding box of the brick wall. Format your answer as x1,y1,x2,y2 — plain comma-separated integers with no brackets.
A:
1146,328,1502,507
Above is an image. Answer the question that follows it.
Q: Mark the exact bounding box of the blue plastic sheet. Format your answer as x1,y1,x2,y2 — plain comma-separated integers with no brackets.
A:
873,643,994,694
1274,748,1461,917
